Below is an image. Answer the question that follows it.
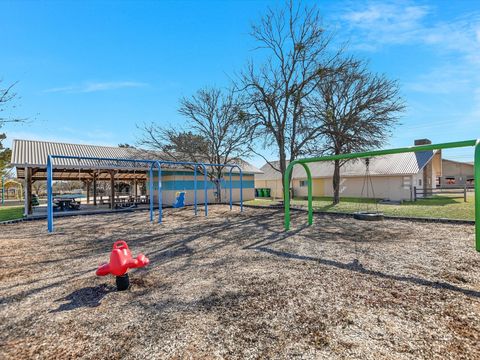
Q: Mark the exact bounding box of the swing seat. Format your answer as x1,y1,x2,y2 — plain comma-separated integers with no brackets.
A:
353,211,384,221
172,191,185,208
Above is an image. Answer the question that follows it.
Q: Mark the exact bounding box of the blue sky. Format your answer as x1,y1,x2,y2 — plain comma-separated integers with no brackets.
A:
1,0,479,166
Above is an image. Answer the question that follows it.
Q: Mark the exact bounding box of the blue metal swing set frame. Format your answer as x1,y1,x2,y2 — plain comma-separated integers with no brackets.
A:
46,154,244,232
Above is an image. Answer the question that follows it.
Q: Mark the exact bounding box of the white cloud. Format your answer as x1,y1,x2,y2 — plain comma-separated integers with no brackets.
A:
340,1,480,61
340,0,480,103
44,81,148,93
341,2,430,47
406,65,473,94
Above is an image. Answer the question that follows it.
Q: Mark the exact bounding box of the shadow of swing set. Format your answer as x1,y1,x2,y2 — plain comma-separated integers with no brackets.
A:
283,139,480,252
46,157,244,232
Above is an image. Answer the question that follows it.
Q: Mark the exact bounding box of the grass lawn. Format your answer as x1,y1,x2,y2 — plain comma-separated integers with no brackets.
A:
245,193,475,220
0,206,24,222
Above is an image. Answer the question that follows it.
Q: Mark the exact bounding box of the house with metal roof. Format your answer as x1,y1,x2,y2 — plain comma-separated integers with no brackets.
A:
10,139,262,215
255,139,443,201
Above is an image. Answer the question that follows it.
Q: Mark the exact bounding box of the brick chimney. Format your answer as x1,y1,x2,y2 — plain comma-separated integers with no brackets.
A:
414,138,432,146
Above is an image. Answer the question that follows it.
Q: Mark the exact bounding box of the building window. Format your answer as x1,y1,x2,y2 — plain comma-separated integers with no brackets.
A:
445,177,456,185
418,179,422,186
299,180,307,187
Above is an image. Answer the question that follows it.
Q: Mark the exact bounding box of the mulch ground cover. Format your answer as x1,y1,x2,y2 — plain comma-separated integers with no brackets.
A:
1,206,479,359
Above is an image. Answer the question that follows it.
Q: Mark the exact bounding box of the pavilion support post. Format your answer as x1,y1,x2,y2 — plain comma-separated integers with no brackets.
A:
93,172,97,206
134,178,138,199
24,167,29,216
85,180,91,204
25,167,33,215
110,171,115,209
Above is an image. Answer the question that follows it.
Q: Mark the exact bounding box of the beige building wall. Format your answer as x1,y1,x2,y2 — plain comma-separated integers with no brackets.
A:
440,160,474,187
293,178,325,197
257,175,413,200
255,178,325,198
254,179,283,198
442,160,473,177
322,175,412,201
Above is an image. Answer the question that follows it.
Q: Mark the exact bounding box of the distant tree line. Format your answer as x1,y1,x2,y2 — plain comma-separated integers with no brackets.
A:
138,1,405,204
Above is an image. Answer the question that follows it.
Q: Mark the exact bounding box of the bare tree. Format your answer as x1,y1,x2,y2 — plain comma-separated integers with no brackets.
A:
0,80,26,176
138,87,255,202
139,128,210,164
307,59,405,204
238,1,345,196
0,80,24,125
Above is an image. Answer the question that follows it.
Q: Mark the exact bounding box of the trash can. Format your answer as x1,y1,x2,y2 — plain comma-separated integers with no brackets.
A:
265,188,271,198
255,188,259,197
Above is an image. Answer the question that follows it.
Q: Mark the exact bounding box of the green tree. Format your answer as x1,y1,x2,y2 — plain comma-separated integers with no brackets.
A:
0,134,12,177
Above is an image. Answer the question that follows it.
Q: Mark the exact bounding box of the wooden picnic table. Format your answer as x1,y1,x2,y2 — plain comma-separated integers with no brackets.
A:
53,197,81,211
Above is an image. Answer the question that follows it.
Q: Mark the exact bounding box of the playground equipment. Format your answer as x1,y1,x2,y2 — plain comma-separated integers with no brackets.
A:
46,155,245,232
283,139,480,252
47,155,163,232
2,179,23,202
353,158,384,221
96,240,149,291
150,160,244,217
173,191,186,208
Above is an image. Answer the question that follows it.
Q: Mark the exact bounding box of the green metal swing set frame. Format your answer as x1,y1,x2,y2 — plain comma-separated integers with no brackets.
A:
283,139,480,252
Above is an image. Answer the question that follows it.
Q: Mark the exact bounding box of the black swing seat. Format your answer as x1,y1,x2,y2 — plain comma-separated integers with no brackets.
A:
353,211,384,221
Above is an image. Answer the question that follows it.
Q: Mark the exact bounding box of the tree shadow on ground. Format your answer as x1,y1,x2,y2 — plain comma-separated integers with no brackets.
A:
50,284,115,312
1,267,96,303
15,206,476,305
253,247,480,299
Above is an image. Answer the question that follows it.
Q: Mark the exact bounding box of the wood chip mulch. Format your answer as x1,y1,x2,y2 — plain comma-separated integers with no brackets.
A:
0,206,479,359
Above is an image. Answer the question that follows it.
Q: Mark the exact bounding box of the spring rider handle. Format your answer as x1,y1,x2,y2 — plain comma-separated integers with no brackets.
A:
113,240,128,250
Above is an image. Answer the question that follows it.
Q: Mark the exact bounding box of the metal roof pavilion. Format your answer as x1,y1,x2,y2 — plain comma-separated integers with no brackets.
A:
11,139,262,181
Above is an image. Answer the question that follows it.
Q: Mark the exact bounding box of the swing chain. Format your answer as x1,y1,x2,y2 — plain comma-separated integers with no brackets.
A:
357,157,379,214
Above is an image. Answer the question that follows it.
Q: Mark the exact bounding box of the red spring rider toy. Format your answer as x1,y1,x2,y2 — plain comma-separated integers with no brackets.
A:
96,240,149,291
